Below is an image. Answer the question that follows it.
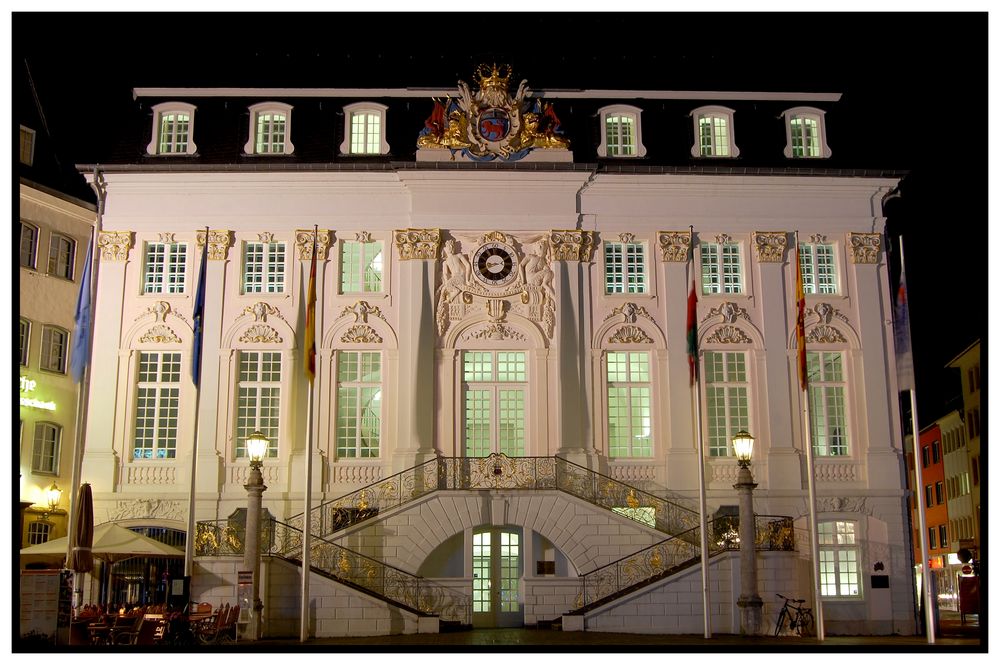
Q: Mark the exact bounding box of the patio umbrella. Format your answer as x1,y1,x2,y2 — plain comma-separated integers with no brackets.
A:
71,483,94,573
21,522,184,563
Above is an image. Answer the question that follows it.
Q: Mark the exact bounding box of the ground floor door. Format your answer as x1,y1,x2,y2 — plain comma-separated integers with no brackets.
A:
471,527,524,628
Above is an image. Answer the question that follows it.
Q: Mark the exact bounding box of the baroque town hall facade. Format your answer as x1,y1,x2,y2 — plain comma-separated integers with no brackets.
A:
76,64,912,636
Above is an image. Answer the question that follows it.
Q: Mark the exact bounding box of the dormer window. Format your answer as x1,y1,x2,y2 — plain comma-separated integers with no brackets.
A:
691,106,739,158
147,102,198,156
782,107,831,159
341,102,389,155
245,102,295,155
598,105,647,158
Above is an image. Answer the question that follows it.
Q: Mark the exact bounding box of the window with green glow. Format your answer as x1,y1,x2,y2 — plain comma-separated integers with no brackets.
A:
818,521,861,597
701,241,742,294
255,112,287,154
799,242,837,294
463,351,527,457
705,351,749,456
808,351,848,456
336,351,382,458
134,352,181,460
606,351,652,457
243,242,286,294
340,240,383,293
236,351,281,459
605,114,636,156
604,241,647,294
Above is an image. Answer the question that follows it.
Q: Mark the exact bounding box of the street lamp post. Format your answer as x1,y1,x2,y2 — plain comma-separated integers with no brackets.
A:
244,430,269,641
43,482,63,519
732,430,762,636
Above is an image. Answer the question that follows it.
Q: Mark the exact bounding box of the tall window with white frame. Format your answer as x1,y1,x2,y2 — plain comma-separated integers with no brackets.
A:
47,233,75,280
32,422,60,474
158,112,191,154
790,116,821,158
705,350,750,457
605,113,636,156
799,241,838,294
606,351,652,457
335,351,382,459
698,114,730,156
818,520,861,597
236,351,281,459
20,318,30,367
808,351,849,456
143,242,187,294
604,240,647,294
243,241,286,294
20,221,38,269
340,239,383,294
255,112,287,154
134,351,181,459
350,110,381,154
40,326,69,374
463,351,527,457
700,239,743,294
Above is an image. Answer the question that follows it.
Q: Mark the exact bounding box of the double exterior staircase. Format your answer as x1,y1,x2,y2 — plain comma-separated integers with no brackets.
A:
195,454,795,626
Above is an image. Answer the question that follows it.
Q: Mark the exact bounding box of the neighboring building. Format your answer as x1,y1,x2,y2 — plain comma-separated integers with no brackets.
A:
908,424,953,610
17,63,97,549
946,341,981,551
72,66,913,636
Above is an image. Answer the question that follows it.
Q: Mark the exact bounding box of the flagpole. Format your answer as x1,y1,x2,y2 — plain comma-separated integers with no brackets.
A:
688,228,712,638
796,230,825,640
300,226,318,642
185,226,210,579
66,169,104,607
898,235,935,643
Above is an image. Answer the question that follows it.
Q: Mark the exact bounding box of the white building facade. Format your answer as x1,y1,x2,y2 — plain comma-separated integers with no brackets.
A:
75,72,915,636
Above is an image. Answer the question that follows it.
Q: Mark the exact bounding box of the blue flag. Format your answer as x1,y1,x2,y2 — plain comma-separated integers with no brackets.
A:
70,238,93,383
894,252,915,392
191,234,209,386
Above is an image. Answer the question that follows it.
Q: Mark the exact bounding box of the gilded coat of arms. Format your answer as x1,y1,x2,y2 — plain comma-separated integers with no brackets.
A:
417,64,570,161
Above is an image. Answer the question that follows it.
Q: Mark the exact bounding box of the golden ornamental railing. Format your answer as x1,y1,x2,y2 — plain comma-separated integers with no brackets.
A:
285,454,699,543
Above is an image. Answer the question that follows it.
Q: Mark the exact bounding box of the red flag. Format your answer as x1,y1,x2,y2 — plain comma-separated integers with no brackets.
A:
687,269,699,386
304,231,317,382
795,240,808,391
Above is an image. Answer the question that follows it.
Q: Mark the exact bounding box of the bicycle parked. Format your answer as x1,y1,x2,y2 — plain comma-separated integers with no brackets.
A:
774,593,814,636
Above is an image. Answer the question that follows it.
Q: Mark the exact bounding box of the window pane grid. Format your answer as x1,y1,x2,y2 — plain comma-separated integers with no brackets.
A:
255,112,286,154
40,326,68,373
47,234,74,279
605,115,635,156
159,113,190,154
800,243,837,294
705,351,749,456
236,351,281,458
243,242,286,293
699,115,730,156
144,243,187,294
606,351,652,457
818,520,861,597
336,351,381,458
133,352,181,459
32,423,60,473
351,112,381,154
808,352,848,456
604,242,646,294
21,223,38,268
341,241,383,293
463,351,527,457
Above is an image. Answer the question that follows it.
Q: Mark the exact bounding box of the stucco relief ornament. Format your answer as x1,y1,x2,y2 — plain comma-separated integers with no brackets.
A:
550,230,595,262
339,301,385,324
108,499,184,522
464,323,526,342
295,229,331,261
657,231,691,262
341,324,383,344
239,324,282,344
139,324,181,344
706,325,752,344
258,232,274,243
243,302,283,323
752,231,788,263
605,302,656,324
848,232,881,264
139,301,172,323
704,301,749,325
806,325,847,344
98,230,133,261
416,64,570,162
608,325,653,344
394,228,441,261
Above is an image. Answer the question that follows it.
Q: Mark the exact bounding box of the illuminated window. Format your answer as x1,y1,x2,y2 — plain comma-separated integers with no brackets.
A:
341,102,389,155
604,240,647,294
32,422,61,474
243,241,286,294
700,239,742,294
598,104,647,157
705,351,749,457
808,351,849,456
691,106,739,158
818,520,861,597
799,242,838,294
133,351,181,459
20,318,30,367
939,524,948,548
340,240,383,293
336,351,382,458
20,125,35,166
40,325,69,374
47,233,76,280
606,351,652,457
28,521,52,545
20,221,38,269
143,242,187,294
463,351,527,457
782,106,831,159
147,102,197,156
236,351,281,459
245,102,294,155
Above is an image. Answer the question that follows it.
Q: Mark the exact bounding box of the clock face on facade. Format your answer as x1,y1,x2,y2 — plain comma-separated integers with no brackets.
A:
473,242,518,287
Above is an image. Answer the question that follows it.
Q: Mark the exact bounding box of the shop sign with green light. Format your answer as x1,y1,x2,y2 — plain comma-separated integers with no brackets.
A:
19,376,56,411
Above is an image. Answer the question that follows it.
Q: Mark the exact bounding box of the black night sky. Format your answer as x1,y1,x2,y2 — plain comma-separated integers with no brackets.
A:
14,11,988,427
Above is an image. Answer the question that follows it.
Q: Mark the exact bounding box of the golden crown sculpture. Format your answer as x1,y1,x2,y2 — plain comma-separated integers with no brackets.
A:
476,63,512,90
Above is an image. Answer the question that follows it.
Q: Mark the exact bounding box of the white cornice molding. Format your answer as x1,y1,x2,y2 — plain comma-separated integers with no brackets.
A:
134,87,842,102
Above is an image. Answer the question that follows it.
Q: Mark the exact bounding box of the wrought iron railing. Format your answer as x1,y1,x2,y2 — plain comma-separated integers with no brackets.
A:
285,454,700,544
573,515,797,613
271,521,471,624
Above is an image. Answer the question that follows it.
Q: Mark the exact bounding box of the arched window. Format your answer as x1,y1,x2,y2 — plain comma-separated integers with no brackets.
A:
690,105,739,158
782,106,831,159
341,102,390,155
147,102,198,156
598,105,647,157
245,102,295,155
